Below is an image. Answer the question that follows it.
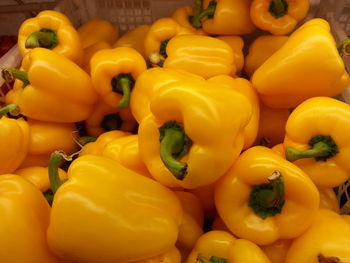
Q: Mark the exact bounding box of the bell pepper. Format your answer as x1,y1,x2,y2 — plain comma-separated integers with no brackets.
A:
171,6,207,35
190,184,216,221
244,35,288,77
163,35,236,79
138,79,252,189
113,25,150,59
4,48,97,123
132,247,181,263
77,17,119,49
0,174,62,263
208,75,260,149
215,36,244,74
90,47,147,109
250,0,310,35
318,188,340,213
255,101,289,147
343,215,350,225
82,41,111,73
285,209,350,263
260,239,292,263
47,154,183,263
85,97,137,137
190,0,256,35
252,19,350,108
0,104,29,174
284,97,350,188
130,68,204,124
18,10,83,64
215,146,320,245
144,18,194,65
186,230,271,263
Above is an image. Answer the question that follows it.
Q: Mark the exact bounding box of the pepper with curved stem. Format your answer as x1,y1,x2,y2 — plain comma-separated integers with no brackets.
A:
48,151,74,194
111,74,134,108
317,254,340,263
269,0,288,18
191,1,217,29
197,255,228,263
25,28,58,49
2,68,30,88
337,39,350,56
0,104,20,118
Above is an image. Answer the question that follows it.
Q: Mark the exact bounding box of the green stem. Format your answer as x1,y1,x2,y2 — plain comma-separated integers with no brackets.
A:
111,74,134,108
159,39,170,59
193,0,202,17
269,0,288,18
190,0,217,28
2,68,30,88
78,136,97,146
0,104,20,118
44,190,54,206
48,151,69,194
317,254,340,263
197,255,228,263
25,28,58,49
159,121,190,180
337,39,350,56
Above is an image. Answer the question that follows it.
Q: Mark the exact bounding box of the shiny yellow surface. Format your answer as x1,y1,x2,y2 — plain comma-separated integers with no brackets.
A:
318,188,340,213
18,10,83,64
48,155,183,263
144,18,194,58
216,36,244,74
202,0,255,35
252,19,349,108
284,97,350,187
19,119,78,168
77,17,119,49
82,41,111,73
250,0,309,35
139,80,252,189
90,47,147,108
245,35,288,77
260,239,292,263
285,209,350,263
6,48,97,122
164,35,235,79
0,174,60,263
132,247,181,263
171,6,207,35
228,239,271,263
0,117,29,174
215,146,320,245
113,25,150,58
208,75,260,149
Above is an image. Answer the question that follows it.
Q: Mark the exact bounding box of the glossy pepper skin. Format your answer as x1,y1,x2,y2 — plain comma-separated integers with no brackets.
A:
138,80,252,189
77,17,119,49
130,68,204,124
285,209,350,263
216,36,244,74
318,188,340,213
244,35,288,77
164,35,235,79
250,0,309,35
82,41,111,73
208,75,260,149
171,6,207,35
113,25,150,59
260,239,292,263
48,155,183,263
283,97,350,188
0,174,61,263
4,48,97,123
132,247,181,263
215,146,319,245
90,47,147,109
18,10,83,64
252,19,350,108
186,231,271,263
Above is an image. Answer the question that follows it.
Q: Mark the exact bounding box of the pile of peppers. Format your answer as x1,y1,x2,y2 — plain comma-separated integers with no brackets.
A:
1,0,350,262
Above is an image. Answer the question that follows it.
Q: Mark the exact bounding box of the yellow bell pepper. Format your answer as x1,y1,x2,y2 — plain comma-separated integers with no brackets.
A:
77,17,119,49
90,47,147,109
215,146,320,245
19,119,79,168
0,174,62,263
163,35,236,79
138,79,252,189
190,0,256,35
190,184,216,220
244,35,288,77
285,209,350,263
255,101,289,147
130,68,204,124
144,18,194,65
171,6,207,35
47,154,183,263
284,97,350,188
82,41,111,73
208,75,260,149
18,10,83,64
0,104,29,174
132,247,181,263
113,25,150,59
343,215,350,225
252,19,350,108
216,36,244,74
318,188,340,213
4,48,97,123
250,0,309,35
187,231,271,263
260,239,292,263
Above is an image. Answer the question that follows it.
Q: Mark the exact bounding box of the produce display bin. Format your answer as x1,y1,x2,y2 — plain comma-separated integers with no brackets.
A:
0,0,349,214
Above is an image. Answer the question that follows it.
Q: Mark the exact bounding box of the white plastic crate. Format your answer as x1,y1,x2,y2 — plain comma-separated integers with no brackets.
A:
0,0,350,214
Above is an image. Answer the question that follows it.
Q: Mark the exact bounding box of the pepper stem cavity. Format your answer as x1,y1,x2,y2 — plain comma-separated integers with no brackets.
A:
0,104,20,118
25,28,58,49
317,254,340,263
78,136,97,146
159,121,191,180
248,171,285,219
197,254,228,263
111,74,134,108
337,39,350,56
149,52,165,67
48,151,73,194
2,68,30,88
269,0,288,18
190,0,217,28
286,135,339,162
